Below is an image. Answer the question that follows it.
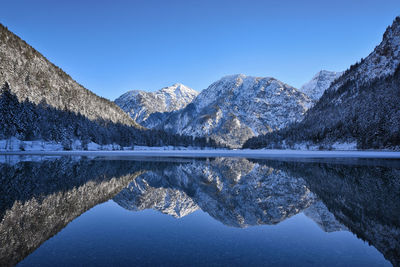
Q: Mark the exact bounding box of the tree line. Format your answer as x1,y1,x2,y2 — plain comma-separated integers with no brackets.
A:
0,83,223,150
243,64,400,150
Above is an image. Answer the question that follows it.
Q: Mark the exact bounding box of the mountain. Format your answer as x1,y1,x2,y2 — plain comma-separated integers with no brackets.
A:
299,70,343,101
0,24,217,149
244,17,400,150
115,83,198,127
0,24,137,127
158,74,312,148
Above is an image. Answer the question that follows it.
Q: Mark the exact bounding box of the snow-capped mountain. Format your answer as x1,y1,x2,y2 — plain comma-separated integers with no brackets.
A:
115,83,198,127
159,74,311,148
299,70,343,101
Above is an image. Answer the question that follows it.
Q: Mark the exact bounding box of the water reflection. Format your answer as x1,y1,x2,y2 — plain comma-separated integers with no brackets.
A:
115,158,323,228
0,157,168,266
256,158,400,266
0,156,399,266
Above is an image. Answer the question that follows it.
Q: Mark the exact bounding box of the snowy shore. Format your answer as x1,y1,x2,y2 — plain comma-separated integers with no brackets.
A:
1,149,400,159
1,138,400,159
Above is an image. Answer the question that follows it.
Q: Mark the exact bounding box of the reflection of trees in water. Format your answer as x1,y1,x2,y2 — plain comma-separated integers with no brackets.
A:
0,157,157,267
252,159,400,267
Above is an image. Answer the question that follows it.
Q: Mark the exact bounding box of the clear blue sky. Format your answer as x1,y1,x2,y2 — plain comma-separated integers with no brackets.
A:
1,0,400,100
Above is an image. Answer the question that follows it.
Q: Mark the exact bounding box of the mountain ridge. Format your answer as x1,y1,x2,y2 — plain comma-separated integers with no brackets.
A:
158,74,312,148
115,83,198,127
0,23,140,128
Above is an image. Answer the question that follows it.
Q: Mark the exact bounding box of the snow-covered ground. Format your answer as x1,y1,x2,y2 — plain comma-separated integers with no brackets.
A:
292,141,358,151
1,149,400,159
0,138,219,152
1,138,399,159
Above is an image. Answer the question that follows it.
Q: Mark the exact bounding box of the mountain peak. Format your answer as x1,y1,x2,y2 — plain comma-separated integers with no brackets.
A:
220,73,248,80
300,70,343,101
115,83,198,126
218,74,273,83
328,16,400,93
161,74,311,148
160,83,198,96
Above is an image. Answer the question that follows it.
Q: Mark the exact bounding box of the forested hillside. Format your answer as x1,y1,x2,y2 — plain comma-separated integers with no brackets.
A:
0,24,220,149
244,17,400,150
0,24,138,127
0,83,219,149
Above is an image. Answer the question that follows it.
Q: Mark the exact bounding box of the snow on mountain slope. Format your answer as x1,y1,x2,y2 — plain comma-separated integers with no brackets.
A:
115,83,198,127
300,70,343,101
0,24,138,127
328,17,400,95
161,74,312,148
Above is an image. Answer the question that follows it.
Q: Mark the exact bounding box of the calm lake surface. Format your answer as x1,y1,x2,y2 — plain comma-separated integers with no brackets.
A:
0,155,399,266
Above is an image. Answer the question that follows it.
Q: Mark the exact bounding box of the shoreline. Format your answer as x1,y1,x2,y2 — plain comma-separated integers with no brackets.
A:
1,149,400,159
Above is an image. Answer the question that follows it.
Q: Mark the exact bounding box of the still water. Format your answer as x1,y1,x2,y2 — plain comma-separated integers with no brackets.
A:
0,156,398,266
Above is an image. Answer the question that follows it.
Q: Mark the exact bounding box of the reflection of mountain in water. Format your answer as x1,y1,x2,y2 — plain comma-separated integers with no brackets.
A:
114,157,400,265
253,159,400,267
304,201,348,232
116,174,199,218
1,156,398,266
114,158,343,230
0,157,157,267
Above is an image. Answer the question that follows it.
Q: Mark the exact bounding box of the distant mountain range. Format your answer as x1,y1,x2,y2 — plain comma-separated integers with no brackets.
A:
115,72,340,148
161,75,313,148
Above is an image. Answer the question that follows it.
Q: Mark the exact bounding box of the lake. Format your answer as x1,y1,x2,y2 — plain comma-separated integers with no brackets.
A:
0,155,398,266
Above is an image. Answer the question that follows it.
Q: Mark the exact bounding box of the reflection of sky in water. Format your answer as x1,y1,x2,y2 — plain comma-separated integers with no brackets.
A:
19,200,389,266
